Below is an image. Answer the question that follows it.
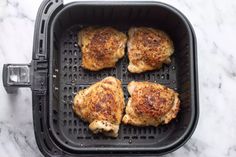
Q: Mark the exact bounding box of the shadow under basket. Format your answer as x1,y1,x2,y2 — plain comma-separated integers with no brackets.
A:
3,0,199,156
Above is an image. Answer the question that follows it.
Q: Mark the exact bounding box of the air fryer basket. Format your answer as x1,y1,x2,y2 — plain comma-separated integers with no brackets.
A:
2,0,199,156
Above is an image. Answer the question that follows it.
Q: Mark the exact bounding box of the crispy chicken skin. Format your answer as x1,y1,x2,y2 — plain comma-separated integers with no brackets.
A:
122,81,180,127
73,77,125,137
127,27,174,73
78,27,127,71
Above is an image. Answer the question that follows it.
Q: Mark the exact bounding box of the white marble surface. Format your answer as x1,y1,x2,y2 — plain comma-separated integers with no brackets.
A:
0,0,236,156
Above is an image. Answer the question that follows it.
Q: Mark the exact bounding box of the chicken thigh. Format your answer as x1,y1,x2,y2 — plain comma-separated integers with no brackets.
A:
127,27,174,73
122,81,180,127
73,77,125,137
78,27,127,71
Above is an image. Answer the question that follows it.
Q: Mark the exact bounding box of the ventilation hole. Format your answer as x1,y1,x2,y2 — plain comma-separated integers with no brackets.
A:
68,87,72,93
64,50,67,55
86,136,91,139
154,128,157,134
143,129,146,134
148,136,154,139
138,128,141,134
44,2,53,14
74,120,77,126
53,110,57,115
39,105,42,111
69,50,72,55
73,128,77,134
140,136,146,139
56,132,60,135
69,112,72,117
73,50,77,55
148,128,152,134
43,139,52,151
69,120,72,126
69,128,72,134
69,74,72,80
40,118,44,132
64,112,67,118
123,128,127,134
65,141,68,144
166,74,170,80
41,20,45,34
64,74,67,79
64,95,67,101
69,58,72,64
68,95,72,101
74,58,78,64
132,136,138,139
53,119,57,124
124,136,129,139
77,136,83,139
63,87,67,92
74,43,78,48
128,128,131,134
39,40,43,54
63,120,67,126
74,74,77,79
161,74,165,79
73,66,77,72
63,66,67,71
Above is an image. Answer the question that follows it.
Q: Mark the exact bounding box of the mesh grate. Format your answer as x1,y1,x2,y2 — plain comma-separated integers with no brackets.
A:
54,26,178,147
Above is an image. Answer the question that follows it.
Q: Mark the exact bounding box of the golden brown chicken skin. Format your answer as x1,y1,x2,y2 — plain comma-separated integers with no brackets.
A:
122,81,180,127
78,27,127,71
127,27,174,73
73,77,125,137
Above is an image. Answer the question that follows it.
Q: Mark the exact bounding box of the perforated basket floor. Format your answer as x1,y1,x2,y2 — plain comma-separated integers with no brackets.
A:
50,25,181,149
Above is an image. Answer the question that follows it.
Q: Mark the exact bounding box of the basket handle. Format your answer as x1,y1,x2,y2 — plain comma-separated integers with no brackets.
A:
2,64,31,93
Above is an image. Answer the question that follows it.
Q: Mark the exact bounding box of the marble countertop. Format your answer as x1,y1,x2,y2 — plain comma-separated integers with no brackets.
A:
0,0,236,156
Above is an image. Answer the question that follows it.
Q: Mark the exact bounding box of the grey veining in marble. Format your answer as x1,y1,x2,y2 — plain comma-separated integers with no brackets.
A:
1,0,236,156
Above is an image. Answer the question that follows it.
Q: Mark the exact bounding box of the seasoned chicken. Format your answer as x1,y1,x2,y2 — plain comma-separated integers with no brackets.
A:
73,77,125,137
78,27,127,71
127,27,174,73
122,81,180,127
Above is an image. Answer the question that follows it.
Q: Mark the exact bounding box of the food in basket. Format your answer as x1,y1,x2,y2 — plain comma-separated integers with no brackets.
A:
122,81,180,126
78,27,127,71
73,76,125,137
127,27,174,73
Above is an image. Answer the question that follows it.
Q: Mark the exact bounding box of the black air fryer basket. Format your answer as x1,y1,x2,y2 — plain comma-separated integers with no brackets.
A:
2,0,199,156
